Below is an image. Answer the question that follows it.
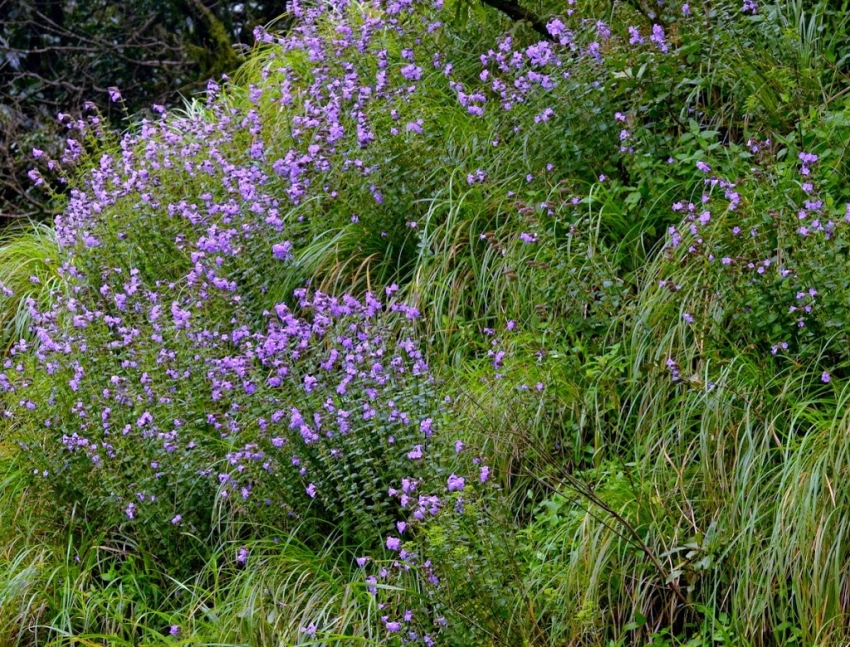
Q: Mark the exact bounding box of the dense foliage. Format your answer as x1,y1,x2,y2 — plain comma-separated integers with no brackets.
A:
0,0,287,219
2,0,850,644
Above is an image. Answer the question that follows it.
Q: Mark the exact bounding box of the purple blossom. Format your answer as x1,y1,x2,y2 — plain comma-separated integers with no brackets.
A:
447,474,465,491
272,241,292,260
650,25,669,53
400,64,423,81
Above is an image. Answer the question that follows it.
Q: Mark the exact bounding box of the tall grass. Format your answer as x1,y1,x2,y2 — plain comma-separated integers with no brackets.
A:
0,223,63,353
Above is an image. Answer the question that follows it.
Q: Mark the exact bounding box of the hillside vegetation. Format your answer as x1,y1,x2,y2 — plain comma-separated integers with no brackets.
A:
2,0,850,645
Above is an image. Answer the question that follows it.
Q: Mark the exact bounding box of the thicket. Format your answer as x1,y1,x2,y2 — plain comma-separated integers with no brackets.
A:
0,0,287,219
2,0,850,645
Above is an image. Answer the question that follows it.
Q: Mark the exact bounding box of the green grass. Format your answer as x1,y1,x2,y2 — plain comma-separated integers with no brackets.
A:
0,222,63,354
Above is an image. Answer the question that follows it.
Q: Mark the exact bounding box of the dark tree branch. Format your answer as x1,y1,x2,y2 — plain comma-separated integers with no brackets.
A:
478,0,555,42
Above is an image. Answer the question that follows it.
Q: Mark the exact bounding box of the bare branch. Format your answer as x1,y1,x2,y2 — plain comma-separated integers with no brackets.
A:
478,0,555,42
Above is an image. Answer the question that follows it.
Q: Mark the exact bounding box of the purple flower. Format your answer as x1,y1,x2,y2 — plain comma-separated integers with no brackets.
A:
628,26,644,45
447,474,465,491
272,241,292,260
169,625,180,637
108,87,122,102
306,482,317,498
382,616,401,632
696,161,711,173
650,25,669,53
386,536,401,550
480,466,490,482
236,546,249,564
400,64,423,81
822,371,831,383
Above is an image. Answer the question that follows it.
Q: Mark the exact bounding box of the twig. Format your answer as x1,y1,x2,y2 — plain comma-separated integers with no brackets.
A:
478,0,555,42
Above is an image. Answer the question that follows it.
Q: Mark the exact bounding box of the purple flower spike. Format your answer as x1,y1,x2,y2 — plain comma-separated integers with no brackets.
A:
272,241,292,260
447,474,465,491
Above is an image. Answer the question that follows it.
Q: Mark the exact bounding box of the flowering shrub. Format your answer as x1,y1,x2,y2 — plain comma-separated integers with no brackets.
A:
4,274,450,566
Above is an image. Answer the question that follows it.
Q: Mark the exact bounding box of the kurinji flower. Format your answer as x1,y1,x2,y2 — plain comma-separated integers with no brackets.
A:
650,25,669,53
272,241,292,260
400,64,422,81
27,169,43,186
382,617,401,632
447,474,465,491
546,18,572,45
